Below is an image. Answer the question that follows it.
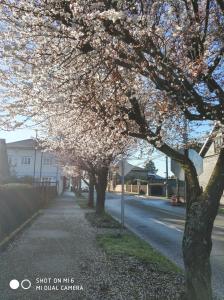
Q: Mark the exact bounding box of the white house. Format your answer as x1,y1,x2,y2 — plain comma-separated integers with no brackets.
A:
6,139,64,194
199,127,224,205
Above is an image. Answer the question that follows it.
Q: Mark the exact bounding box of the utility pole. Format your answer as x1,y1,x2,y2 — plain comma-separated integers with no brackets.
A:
39,151,43,182
183,119,188,203
56,161,59,194
33,129,38,185
165,156,169,198
120,156,125,231
176,177,180,199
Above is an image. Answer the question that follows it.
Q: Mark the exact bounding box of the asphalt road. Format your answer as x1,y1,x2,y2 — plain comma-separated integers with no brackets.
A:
105,192,224,300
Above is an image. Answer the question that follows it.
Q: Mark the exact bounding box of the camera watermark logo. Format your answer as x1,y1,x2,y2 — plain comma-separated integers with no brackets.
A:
9,279,31,290
9,279,19,290
9,277,83,292
21,279,32,290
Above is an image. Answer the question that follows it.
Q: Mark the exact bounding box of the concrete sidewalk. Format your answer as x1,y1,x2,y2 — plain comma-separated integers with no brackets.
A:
0,192,186,300
0,192,113,300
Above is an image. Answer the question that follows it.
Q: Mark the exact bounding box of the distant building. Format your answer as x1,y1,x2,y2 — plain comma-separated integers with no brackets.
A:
6,139,63,194
110,163,166,196
0,139,10,183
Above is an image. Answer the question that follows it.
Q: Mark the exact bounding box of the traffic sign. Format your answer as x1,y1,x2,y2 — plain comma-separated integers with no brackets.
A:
171,158,185,180
117,160,135,176
171,149,203,180
188,149,203,175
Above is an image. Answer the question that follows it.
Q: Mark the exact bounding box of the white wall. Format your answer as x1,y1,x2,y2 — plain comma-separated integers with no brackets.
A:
7,148,64,194
199,142,224,205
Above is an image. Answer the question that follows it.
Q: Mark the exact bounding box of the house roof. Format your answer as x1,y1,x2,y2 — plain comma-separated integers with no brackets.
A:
147,173,165,180
199,124,220,158
131,166,145,172
6,139,40,150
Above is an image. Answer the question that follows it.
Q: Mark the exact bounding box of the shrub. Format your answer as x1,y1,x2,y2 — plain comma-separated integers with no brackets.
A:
5,176,33,185
0,183,56,242
139,189,146,195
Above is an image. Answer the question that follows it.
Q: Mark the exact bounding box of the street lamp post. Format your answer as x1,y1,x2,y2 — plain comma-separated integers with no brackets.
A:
33,129,38,185
121,156,125,230
33,149,36,184
183,119,188,203
165,156,169,198
39,151,43,182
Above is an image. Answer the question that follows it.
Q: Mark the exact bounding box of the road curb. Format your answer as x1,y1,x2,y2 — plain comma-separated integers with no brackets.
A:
0,210,42,252
108,191,170,201
105,208,184,272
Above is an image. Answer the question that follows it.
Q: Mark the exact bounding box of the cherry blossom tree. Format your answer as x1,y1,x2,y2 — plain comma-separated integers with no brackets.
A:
40,110,136,214
0,1,224,299
61,155,94,204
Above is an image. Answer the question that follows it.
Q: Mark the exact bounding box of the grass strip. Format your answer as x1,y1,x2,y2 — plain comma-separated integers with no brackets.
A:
85,212,121,228
97,233,182,274
219,207,224,214
76,193,90,209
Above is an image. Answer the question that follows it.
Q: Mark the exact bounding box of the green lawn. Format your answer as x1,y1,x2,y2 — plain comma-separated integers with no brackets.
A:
97,233,181,273
85,212,121,228
219,207,224,214
76,194,90,209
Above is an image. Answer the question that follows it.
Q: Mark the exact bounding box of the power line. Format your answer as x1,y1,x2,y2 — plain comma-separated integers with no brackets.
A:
128,154,166,161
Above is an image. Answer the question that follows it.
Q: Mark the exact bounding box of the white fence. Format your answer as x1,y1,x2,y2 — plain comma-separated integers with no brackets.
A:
109,183,166,196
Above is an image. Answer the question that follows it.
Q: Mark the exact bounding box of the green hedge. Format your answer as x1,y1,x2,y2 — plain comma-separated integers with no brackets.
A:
0,184,56,242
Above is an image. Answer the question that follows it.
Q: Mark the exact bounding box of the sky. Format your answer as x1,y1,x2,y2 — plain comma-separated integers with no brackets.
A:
0,128,37,143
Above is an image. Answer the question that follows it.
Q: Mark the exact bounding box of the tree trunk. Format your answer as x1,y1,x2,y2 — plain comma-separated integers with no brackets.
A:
88,175,94,208
182,148,224,300
182,199,213,300
128,112,224,299
95,166,109,214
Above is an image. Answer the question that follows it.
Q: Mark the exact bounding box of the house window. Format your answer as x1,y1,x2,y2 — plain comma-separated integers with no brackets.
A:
21,156,31,165
43,157,53,165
